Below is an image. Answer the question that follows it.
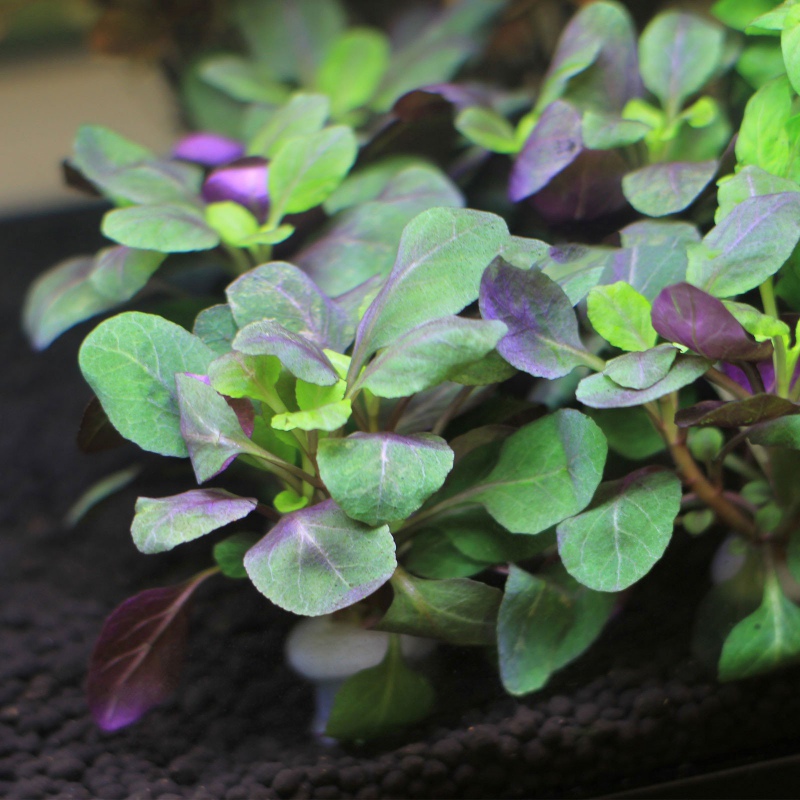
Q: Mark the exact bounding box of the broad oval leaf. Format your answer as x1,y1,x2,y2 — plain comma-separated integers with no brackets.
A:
622,160,718,217
132,489,257,554
603,345,677,390
317,433,454,525
480,258,591,379
248,93,330,158
102,203,220,253
244,499,396,616
587,282,657,352
78,312,215,457
556,469,682,592
87,570,214,731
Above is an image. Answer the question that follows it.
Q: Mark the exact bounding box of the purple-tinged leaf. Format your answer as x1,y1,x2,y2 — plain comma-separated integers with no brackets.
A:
182,372,254,437
233,320,339,386
651,283,773,362
603,345,678,391
531,148,627,224
77,396,126,453
172,132,245,167
622,160,718,217
132,489,257,554
577,355,711,408
419,81,497,110
244,499,396,616
676,395,800,428
510,101,582,202
542,244,615,305
87,569,215,732
202,157,270,223
479,257,591,379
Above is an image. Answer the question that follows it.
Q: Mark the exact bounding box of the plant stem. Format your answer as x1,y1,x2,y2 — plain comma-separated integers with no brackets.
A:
760,278,790,398
432,386,474,436
223,243,251,275
385,396,413,432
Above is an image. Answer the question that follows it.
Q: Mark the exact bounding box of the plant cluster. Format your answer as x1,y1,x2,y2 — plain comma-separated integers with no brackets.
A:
22,0,800,741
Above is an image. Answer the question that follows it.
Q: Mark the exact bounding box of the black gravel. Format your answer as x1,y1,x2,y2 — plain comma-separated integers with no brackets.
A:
5,207,800,799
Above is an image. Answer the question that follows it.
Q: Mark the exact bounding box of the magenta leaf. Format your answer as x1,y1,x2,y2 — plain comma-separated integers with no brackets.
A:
651,283,773,362
202,157,270,222
87,569,215,732
172,132,245,167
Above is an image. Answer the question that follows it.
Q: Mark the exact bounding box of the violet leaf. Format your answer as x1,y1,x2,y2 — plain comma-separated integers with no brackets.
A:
78,312,215,457
622,160,718,217
233,320,339,386
576,355,711,409
586,282,657,352
479,258,593,379
193,304,238,356
603,345,678,390
510,100,583,202
102,203,220,254
173,132,245,166
686,193,800,297
317,433,454,525
349,207,508,375
132,489,257,554
557,468,682,592
247,93,330,158
377,570,501,646
87,569,214,732
244,499,396,615
497,565,614,695
651,282,773,361
226,261,350,351
356,317,507,398
715,166,800,223
202,158,269,223
675,395,800,428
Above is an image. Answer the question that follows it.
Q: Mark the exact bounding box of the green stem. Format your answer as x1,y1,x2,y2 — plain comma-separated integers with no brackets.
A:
760,278,790,398
223,243,251,275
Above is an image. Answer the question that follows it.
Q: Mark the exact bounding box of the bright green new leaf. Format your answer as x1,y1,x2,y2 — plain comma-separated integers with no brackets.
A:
247,93,330,158
78,312,214,457
719,572,800,680
782,5,800,94
268,125,357,220
722,300,790,341
736,76,793,178
271,399,351,432
208,350,282,405
455,106,520,154
587,282,657,351
581,110,649,150
737,41,786,89
205,202,259,246
102,203,220,253
132,489,257,554
325,637,435,741
317,28,390,118
378,569,501,646
317,432,454,525
273,489,309,514
557,469,682,592
712,0,780,31
296,377,346,411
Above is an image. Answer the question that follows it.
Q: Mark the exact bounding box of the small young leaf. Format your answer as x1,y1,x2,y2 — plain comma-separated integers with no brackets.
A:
132,489,257,554
87,570,214,731
581,110,649,149
378,570,501,646
587,282,657,352
273,489,309,514
244,499,396,615
479,258,592,379
193,304,238,356
603,345,678,390
622,161,718,217
782,5,800,95
723,301,792,342
78,313,215,457
455,106,520,154
248,93,330,158
271,399,351,432
64,465,142,528
317,433,454,525
325,637,435,741
102,204,220,253
213,532,261,579
205,201,259,246
208,350,281,405
557,469,682,592
719,573,800,681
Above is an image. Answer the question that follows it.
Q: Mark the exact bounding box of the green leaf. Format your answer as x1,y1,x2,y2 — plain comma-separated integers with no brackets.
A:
268,126,357,219
639,11,725,114
102,204,220,253
244,499,396,615
317,433,453,525
586,406,666,460
737,41,786,89
23,247,165,349
747,415,800,448
719,572,800,680
317,28,390,117
350,208,508,373
273,489,309,514
356,317,507,398
193,305,238,356
603,345,678,390
722,300,791,341
175,374,256,483
78,312,214,457
377,570,501,646
581,110,649,149
622,160,718,217
455,106,519,154
207,350,282,405
715,166,800,223
713,0,779,30
271,399,352,432
497,565,613,695
322,156,422,213
587,282,657,351
736,76,793,177
404,530,491,579
213,532,261,579
64,465,142,528
132,489,257,554
557,469,682,592
463,410,607,535
198,55,289,104
782,5,800,94
325,637,434,741
205,202,259,247
247,93,330,158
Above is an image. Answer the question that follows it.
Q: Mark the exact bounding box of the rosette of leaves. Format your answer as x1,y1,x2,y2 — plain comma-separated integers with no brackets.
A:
456,2,733,221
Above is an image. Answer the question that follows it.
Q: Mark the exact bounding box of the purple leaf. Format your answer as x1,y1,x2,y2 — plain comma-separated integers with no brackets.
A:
202,157,269,222
172,132,245,167
87,569,215,732
651,283,773,362
510,100,583,202
479,257,590,379
675,395,800,428
719,361,800,394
